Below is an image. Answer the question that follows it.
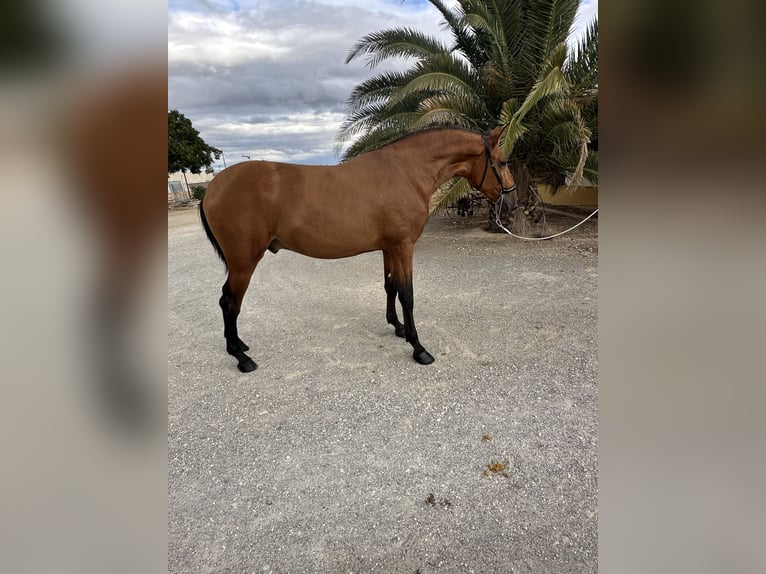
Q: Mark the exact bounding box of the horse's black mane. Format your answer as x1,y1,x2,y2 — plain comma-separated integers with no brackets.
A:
341,125,485,162
382,125,481,148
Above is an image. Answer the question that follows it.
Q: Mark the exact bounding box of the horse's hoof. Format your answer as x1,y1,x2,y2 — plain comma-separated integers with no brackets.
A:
413,349,435,365
395,326,406,338
237,356,257,372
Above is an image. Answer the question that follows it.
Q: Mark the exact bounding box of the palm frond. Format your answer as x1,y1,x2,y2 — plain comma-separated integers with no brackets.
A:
544,41,569,75
499,97,528,150
345,70,415,109
431,177,473,213
523,0,580,61
428,0,462,31
428,0,487,69
386,52,481,108
346,28,450,69
337,101,389,142
338,70,419,145
421,92,485,121
496,0,524,54
499,97,519,124
341,117,420,160
338,88,437,154
561,136,589,194
564,17,598,96
516,0,579,90
390,72,475,103
501,63,570,156
462,11,508,68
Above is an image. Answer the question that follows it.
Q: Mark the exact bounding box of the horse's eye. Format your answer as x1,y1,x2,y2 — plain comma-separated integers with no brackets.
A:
500,160,508,167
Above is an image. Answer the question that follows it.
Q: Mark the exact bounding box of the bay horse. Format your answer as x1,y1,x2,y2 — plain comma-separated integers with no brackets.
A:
200,126,516,372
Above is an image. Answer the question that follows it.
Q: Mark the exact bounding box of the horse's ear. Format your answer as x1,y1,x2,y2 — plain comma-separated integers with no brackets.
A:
488,125,507,146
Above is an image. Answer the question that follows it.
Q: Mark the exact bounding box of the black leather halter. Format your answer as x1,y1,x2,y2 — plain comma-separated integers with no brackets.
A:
478,134,517,198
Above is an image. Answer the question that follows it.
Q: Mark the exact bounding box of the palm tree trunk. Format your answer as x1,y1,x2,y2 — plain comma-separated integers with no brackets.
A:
182,171,191,200
511,163,533,236
486,199,507,233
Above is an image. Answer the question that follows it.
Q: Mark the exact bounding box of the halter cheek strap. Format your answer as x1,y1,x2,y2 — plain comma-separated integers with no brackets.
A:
480,135,517,198
477,136,491,190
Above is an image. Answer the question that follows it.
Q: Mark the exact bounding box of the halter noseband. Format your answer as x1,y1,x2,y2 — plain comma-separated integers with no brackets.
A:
478,135,517,203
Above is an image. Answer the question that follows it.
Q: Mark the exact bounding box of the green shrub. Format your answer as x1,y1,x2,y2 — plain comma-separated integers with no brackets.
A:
191,185,206,200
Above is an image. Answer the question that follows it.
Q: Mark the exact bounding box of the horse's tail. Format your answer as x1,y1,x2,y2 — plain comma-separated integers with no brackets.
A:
199,200,228,270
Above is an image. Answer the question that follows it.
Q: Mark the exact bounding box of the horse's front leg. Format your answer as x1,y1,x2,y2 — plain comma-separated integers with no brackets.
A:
385,244,435,365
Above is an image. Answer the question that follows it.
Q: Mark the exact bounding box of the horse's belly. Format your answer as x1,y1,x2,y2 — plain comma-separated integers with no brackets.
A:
280,230,379,259
273,192,424,258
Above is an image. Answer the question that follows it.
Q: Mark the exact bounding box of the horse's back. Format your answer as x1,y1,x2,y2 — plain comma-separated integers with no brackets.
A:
206,160,346,206
205,160,284,206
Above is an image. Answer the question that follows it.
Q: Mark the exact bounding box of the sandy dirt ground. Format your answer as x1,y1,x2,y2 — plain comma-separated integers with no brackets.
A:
168,204,598,573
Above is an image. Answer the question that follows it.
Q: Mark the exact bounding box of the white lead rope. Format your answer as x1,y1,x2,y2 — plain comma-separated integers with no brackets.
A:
493,199,599,241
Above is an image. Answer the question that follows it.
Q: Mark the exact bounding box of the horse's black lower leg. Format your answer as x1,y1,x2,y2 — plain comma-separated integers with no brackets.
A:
384,272,406,338
219,279,256,372
397,278,435,365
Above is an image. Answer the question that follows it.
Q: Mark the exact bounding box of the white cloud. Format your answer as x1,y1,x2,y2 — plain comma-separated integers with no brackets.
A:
169,0,453,166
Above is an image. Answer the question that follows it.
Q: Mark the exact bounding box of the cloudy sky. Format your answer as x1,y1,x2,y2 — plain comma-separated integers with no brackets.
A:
168,0,597,171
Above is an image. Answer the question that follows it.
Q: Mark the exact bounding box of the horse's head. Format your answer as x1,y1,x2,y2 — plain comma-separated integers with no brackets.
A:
471,126,516,203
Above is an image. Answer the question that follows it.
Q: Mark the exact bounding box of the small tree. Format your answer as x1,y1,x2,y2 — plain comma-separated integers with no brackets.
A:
168,110,221,197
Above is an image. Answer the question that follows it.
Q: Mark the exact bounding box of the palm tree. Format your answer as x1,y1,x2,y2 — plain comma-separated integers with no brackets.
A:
338,0,597,234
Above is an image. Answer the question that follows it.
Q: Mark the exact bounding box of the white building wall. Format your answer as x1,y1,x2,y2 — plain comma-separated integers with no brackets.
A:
167,170,218,200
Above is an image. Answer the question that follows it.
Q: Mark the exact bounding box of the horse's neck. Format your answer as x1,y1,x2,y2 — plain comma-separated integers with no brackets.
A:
397,131,481,192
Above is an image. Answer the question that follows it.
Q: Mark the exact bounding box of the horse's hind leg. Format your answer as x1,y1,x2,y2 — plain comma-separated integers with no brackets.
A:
383,252,406,338
220,277,249,353
220,262,259,372
385,244,435,365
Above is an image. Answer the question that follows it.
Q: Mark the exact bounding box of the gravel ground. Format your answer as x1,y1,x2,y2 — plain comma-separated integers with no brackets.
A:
168,208,598,573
